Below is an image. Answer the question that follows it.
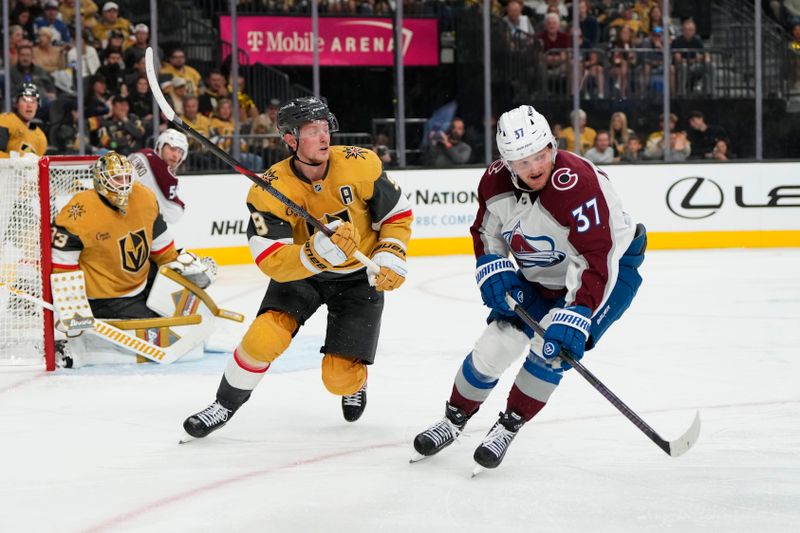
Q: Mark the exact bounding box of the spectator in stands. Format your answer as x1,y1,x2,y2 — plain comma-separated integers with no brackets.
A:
579,28,605,98
672,18,714,96
640,25,675,96
32,26,65,74
210,97,263,169
551,122,568,150
94,95,146,155
51,100,86,154
198,69,231,115
124,24,150,67
92,2,133,49
160,48,202,97
607,25,637,99
84,74,110,119
34,0,72,46
10,44,57,114
558,108,596,154
533,0,568,19
620,136,644,162
607,3,642,41
584,130,617,164
372,133,394,167
710,138,733,161
422,116,472,167
537,13,571,95
181,96,211,145
128,75,154,125
251,98,287,166
65,30,102,79
608,111,635,156
7,25,30,67
59,0,99,33
0,83,48,158
686,111,728,160
96,47,127,97
101,31,128,62
633,0,656,35
788,22,800,91
579,0,600,48
168,77,188,116
12,7,36,44
644,113,691,161
504,0,534,35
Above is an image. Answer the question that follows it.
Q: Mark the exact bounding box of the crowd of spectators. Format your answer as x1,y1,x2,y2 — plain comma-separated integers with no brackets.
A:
1,0,291,170
552,107,732,163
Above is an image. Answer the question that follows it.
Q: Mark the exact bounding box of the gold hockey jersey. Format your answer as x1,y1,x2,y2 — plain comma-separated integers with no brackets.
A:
0,112,48,158
247,146,413,282
52,182,178,299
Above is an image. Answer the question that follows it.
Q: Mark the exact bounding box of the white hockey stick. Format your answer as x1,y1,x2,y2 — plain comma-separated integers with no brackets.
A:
0,281,55,311
506,294,701,458
144,48,379,275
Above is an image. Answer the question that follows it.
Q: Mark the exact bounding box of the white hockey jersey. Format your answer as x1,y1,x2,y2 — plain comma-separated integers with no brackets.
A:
471,151,636,314
129,148,185,224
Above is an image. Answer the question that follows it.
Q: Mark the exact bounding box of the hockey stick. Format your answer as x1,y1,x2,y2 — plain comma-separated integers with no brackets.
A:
144,48,379,274
505,294,701,458
0,281,55,311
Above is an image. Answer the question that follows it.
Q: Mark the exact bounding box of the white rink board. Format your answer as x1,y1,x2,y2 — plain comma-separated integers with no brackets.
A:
168,162,800,252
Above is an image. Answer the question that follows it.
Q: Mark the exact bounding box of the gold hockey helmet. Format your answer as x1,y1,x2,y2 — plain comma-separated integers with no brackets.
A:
92,151,134,213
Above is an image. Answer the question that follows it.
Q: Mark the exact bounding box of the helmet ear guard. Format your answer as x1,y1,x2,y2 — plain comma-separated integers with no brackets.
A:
92,151,134,214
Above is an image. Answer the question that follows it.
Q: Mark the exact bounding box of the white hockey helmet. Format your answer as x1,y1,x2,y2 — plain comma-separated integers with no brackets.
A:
156,129,189,165
496,105,556,189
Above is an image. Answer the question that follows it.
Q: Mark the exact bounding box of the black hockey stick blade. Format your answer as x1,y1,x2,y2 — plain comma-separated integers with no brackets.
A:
505,294,700,458
143,48,379,274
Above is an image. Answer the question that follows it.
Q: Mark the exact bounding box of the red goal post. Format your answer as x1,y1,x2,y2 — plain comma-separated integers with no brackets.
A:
0,155,97,371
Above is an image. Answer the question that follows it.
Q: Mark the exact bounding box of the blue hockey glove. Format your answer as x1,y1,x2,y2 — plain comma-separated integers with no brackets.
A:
542,305,592,361
475,254,525,315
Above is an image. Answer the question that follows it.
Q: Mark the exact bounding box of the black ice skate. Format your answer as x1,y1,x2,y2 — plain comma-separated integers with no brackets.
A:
54,340,74,369
342,380,367,422
411,402,471,461
472,411,525,474
182,400,237,441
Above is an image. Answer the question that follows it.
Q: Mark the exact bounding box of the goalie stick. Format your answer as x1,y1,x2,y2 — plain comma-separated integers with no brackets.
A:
144,48,379,275
505,294,701,458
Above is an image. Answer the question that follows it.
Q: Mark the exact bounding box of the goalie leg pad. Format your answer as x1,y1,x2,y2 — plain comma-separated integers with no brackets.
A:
240,310,298,364
321,353,367,396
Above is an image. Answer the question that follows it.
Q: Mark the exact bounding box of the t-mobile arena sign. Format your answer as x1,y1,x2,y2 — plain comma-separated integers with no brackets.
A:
219,16,439,67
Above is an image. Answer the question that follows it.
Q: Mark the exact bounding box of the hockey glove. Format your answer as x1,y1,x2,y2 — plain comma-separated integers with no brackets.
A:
475,254,525,315
306,220,360,268
368,240,407,291
542,305,592,362
166,251,217,288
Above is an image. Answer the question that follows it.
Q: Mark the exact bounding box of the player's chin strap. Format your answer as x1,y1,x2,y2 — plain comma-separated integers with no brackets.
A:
289,131,324,167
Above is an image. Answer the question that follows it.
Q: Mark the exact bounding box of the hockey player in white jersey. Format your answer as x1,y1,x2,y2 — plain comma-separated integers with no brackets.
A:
128,129,189,224
412,105,647,472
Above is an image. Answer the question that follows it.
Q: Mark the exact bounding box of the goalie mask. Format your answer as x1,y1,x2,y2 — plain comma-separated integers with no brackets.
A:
155,129,189,168
496,105,556,191
93,151,134,214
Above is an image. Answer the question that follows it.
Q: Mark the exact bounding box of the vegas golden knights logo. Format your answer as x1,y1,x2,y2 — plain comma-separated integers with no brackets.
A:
118,229,150,273
306,209,351,237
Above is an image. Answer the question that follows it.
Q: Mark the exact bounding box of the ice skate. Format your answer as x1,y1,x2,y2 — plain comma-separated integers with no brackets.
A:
54,340,75,369
342,380,367,422
472,411,525,472
411,402,471,462
182,400,237,441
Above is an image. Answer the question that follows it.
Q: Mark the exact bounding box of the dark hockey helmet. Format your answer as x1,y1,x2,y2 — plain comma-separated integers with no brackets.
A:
277,97,339,137
15,82,40,105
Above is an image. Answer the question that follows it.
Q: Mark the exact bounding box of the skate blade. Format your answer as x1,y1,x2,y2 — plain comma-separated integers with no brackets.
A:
471,464,485,478
178,433,196,445
409,452,426,463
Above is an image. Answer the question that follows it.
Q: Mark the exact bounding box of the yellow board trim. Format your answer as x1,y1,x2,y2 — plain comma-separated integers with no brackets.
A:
190,231,800,266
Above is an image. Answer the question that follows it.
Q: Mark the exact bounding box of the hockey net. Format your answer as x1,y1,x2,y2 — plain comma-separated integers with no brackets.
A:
0,155,96,370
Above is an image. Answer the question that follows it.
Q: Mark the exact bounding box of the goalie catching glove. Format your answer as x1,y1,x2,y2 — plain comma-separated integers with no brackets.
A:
368,240,407,291
166,251,217,288
304,220,360,269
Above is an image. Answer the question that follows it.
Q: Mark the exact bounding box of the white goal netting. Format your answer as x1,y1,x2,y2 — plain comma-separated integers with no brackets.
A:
0,156,94,368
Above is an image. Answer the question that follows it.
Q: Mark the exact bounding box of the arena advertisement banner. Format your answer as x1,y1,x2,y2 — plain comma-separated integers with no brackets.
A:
219,16,439,67
172,162,800,265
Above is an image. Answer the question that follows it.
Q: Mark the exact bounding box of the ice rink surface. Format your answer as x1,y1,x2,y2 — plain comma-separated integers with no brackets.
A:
2,249,799,533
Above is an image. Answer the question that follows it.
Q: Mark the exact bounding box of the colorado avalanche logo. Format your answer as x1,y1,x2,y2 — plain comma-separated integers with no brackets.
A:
551,168,579,191
502,221,566,268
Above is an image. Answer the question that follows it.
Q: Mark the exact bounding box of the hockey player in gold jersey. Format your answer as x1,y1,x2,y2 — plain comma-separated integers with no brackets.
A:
183,96,413,439
0,83,48,158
